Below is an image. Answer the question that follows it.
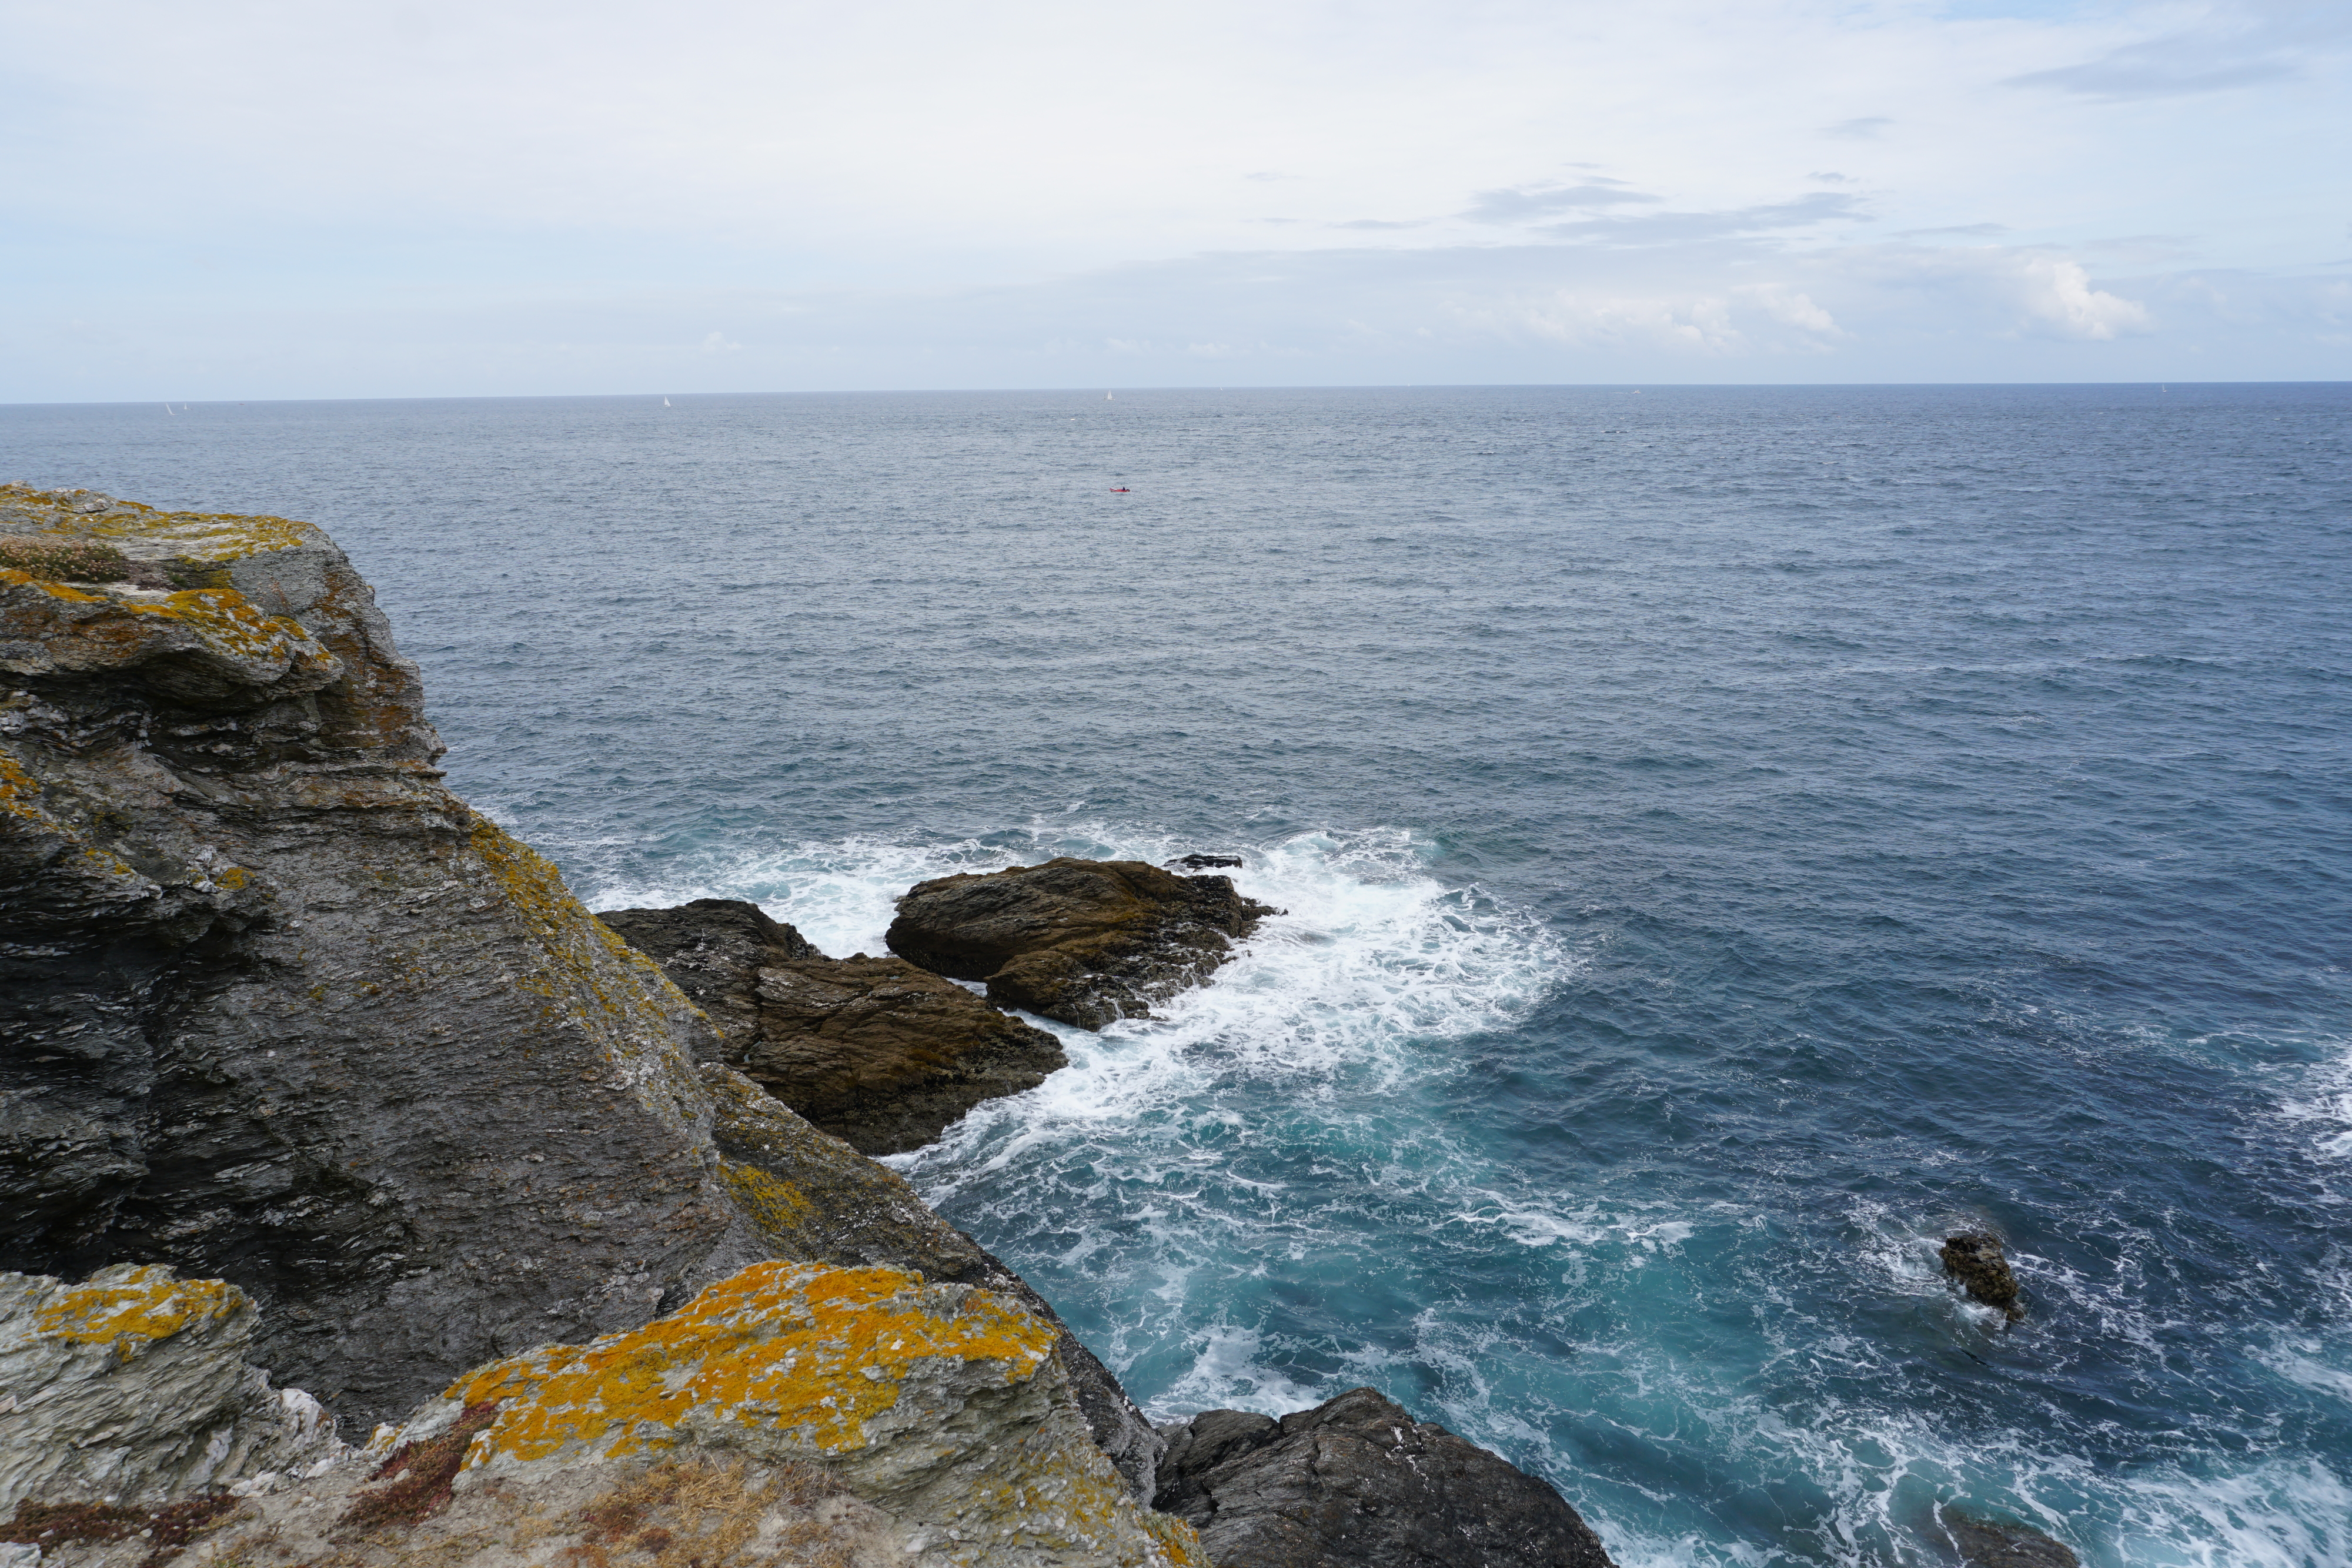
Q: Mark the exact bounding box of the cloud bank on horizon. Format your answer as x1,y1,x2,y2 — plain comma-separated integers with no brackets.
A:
2,0,2346,398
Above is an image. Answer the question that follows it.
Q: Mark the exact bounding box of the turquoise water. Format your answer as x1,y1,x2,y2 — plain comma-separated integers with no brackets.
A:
7,385,2350,1565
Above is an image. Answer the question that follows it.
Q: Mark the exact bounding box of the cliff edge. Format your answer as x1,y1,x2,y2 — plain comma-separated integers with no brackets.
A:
0,488,1160,1501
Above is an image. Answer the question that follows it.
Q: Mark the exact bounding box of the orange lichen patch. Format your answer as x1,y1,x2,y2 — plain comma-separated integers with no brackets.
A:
1,574,335,688
1140,1510,1207,1567
78,507,317,563
33,1266,246,1358
2,567,105,603
120,587,333,666
0,748,47,825
445,1262,1056,1467
718,1162,816,1242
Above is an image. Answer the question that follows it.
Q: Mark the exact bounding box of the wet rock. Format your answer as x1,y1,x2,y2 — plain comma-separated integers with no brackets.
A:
1940,1233,2024,1319
1152,1386,1615,1568
1935,1510,2080,1567
1170,854,1243,870
0,1263,341,1511
886,858,1277,1030
599,899,1067,1156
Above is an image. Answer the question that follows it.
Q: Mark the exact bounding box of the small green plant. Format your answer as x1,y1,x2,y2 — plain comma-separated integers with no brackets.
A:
0,534,132,582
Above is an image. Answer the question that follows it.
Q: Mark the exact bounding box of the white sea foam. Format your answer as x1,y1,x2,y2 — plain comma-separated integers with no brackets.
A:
576,822,2352,1566
2280,1035,2352,1165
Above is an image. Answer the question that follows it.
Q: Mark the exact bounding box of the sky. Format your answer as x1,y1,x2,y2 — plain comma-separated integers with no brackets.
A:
2,0,2347,399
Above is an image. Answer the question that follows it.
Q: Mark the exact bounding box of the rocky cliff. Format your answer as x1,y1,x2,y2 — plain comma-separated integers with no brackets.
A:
3,483,1638,1568
0,487,1154,1496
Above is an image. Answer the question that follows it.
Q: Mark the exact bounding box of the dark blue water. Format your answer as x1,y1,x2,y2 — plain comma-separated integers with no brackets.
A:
8,385,2350,1567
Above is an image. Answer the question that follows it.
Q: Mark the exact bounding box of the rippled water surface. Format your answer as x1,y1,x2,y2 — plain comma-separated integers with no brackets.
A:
8,385,2351,1566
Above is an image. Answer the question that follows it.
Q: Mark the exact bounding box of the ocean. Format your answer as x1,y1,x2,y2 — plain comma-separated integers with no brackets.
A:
6,383,2348,1567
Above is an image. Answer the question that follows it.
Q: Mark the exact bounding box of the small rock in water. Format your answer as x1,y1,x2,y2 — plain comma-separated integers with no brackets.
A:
1170,853,1244,869
1938,1510,2080,1567
1941,1232,2025,1319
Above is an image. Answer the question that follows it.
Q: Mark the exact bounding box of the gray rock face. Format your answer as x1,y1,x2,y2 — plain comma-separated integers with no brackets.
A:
0,487,762,1430
0,489,1154,1507
886,858,1276,1031
600,900,1066,1155
1154,1388,1615,1568
0,1263,340,1510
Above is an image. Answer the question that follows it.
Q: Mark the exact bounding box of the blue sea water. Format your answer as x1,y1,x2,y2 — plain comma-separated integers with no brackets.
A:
6,384,2350,1567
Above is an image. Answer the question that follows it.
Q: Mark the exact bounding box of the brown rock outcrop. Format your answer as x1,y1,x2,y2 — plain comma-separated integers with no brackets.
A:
599,899,1067,1156
1153,1387,1615,1568
1940,1233,2024,1320
886,858,1276,1030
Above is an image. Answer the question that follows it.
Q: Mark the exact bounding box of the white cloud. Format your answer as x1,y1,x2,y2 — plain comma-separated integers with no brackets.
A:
1857,248,2151,340
0,0,2340,396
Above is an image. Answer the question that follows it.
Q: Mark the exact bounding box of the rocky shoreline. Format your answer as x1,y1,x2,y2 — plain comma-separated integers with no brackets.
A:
0,486,1630,1568
2,484,2087,1568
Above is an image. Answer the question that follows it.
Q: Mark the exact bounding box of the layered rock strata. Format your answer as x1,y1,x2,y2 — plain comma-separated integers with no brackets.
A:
0,485,768,1427
1155,1388,1616,1568
0,488,1158,1501
0,1263,340,1511
887,858,1276,1030
599,899,1066,1155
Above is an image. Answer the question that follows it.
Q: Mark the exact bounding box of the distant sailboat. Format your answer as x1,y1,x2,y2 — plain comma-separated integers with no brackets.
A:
664,397,673,407
1105,392,1114,400
164,404,176,415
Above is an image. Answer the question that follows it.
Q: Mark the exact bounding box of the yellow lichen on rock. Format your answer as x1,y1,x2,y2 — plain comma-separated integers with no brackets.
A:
31,1265,243,1357
0,571,340,696
719,1162,817,1242
387,1262,1202,1568
448,1262,1055,1465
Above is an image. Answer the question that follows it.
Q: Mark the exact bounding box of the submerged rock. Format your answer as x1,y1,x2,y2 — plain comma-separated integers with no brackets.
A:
1170,854,1243,870
0,1263,340,1511
886,858,1276,1030
1153,1386,1616,1568
599,899,1066,1156
1940,1233,2024,1320
1935,1510,2080,1567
